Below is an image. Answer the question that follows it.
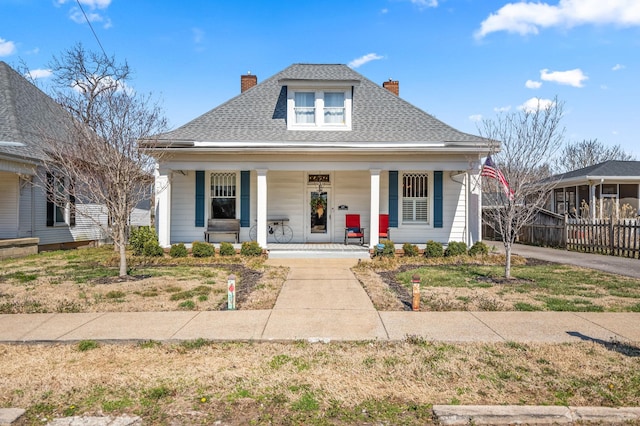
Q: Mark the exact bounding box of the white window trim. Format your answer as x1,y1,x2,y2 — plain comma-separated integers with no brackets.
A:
53,175,70,227
399,171,433,227
287,88,352,131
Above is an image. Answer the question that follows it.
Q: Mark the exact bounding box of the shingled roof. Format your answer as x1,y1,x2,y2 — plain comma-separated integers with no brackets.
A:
0,61,72,163
150,63,489,149
552,161,640,183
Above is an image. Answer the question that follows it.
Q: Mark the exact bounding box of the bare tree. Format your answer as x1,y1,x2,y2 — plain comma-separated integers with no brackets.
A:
479,98,565,278
38,43,167,277
554,139,636,173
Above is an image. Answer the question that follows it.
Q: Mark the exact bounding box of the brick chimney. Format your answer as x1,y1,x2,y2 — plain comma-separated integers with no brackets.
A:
382,79,399,96
241,72,257,93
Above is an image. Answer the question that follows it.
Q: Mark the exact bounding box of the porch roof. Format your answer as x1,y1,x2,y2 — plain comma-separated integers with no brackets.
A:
143,64,491,150
550,161,640,186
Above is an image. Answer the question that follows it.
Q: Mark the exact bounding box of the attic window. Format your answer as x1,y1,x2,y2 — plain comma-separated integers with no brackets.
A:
287,89,352,131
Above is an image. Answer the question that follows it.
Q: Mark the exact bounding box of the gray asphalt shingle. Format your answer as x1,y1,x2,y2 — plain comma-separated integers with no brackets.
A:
0,61,73,163
153,64,488,146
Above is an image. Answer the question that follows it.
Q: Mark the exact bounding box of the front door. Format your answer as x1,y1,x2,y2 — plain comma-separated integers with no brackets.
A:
308,189,331,242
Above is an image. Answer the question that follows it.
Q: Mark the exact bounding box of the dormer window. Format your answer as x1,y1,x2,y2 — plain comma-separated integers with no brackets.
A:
283,81,354,131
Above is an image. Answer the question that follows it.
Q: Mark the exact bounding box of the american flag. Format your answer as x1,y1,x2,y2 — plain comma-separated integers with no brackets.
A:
482,155,513,199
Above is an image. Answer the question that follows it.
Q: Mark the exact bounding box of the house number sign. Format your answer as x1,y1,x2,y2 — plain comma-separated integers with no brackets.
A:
308,174,330,183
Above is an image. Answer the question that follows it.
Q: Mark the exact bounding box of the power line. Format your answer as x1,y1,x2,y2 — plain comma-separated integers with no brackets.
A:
75,0,109,58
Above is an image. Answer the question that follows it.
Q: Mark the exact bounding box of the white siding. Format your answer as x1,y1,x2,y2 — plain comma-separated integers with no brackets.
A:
0,172,19,239
18,176,33,238
265,171,305,243
169,171,201,243
31,174,105,246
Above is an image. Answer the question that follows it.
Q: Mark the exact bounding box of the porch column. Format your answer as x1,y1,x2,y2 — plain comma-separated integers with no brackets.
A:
369,169,381,248
155,167,171,247
589,182,596,219
256,169,268,248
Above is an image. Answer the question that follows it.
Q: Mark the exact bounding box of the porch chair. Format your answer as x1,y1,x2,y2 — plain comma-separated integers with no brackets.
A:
344,214,365,245
378,214,390,241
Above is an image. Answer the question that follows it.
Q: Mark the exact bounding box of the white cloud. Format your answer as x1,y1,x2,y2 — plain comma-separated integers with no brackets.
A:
612,63,625,71
410,0,438,8
348,53,384,68
381,8,388,14
525,79,542,89
61,0,112,28
57,0,111,9
518,97,556,112
540,68,588,87
494,105,511,113
475,0,640,39
469,114,483,122
25,69,52,79
192,28,205,44
0,38,17,56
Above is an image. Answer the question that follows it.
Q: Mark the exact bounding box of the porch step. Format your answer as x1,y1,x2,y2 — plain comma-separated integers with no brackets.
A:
266,244,371,259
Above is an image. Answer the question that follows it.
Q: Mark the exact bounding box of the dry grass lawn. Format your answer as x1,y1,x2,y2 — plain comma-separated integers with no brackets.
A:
2,339,639,425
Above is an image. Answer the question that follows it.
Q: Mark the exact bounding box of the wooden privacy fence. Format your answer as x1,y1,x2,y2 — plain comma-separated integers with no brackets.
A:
565,219,640,259
484,209,640,259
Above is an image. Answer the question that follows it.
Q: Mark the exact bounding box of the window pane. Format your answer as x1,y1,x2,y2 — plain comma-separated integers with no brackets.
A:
324,92,344,107
211,198,235,219
295,92,315,107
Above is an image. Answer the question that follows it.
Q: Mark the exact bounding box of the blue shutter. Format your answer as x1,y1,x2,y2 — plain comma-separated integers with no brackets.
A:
46,172,54,227
388,171,398,227
434,171,443,228
240,171,250,227
195,171,205,227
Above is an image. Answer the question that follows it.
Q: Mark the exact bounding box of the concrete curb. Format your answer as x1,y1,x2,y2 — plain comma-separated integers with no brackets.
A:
432,405,640,425
0,409,25,426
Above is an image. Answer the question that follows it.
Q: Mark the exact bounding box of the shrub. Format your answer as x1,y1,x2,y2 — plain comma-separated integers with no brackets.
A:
380,239,395,257
468,241,489,257
219,241,236,256
129,226,158,256
143,239,164,257
240,241,263,256
192,241,215,258
424,240,444,258
402,243,419,257
169,243,188,258
444,241,468,257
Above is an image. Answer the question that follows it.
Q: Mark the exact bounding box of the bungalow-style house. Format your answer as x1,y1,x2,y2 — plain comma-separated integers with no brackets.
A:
546,161,640,219
144,64,492,249
0,61,149,256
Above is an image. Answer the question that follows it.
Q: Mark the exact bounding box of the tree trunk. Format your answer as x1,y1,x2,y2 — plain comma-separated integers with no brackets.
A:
504,243,512,279
118,224,127,277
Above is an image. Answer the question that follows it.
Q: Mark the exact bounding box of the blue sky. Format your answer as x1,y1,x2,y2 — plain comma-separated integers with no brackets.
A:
2,0,639,158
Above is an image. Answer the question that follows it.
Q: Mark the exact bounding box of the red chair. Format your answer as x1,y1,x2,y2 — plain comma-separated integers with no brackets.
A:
344,214,365,245
379,214,390,240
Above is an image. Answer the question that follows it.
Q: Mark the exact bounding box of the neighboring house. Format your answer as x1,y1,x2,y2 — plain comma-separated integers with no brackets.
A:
143,64,492,249
546,161,640,219
0,61,149,254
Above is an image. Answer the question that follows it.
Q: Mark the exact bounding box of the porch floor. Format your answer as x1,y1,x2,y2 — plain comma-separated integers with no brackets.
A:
266,243,371,259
